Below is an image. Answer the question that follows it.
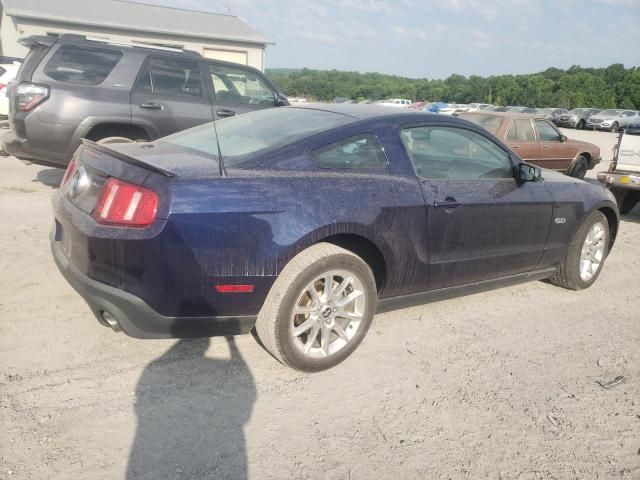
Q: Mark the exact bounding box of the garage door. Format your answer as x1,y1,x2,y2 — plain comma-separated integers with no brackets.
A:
202,48,248,65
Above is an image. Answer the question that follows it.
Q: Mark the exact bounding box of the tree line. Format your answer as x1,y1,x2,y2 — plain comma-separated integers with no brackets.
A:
266,64,640,109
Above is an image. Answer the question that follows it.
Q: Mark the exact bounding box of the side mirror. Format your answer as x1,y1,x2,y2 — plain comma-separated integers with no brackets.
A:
518,163,541,182
559,134,567,142
275,94,289,107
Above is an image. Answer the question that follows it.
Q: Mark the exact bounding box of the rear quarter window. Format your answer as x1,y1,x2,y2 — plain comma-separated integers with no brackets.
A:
44,45,122,85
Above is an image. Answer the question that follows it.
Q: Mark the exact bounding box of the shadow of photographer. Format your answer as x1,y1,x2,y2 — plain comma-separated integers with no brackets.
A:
127,336,256,479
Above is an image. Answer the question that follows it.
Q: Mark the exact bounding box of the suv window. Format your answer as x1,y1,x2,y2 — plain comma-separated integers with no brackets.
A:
209,64,275,105
506,119,536,141
401,126,513,180
136,58,203,97
44,45,122,85
535,120,561,141
313,134,388,170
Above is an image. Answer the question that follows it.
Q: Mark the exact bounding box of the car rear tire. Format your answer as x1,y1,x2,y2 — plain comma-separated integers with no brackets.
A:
576,120,585,130
255,243,377,372
549,211,609,291
569,156,588,179
96,136,134,145
610,122,619,133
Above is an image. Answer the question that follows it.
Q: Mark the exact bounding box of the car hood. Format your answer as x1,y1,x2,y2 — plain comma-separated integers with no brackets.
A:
540,168,584,184
589,114,619,121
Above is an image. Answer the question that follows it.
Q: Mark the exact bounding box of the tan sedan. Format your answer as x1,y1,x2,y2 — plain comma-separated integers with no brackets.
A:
459,112,601,178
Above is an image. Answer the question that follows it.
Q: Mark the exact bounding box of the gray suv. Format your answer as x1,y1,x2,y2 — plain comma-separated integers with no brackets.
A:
3,35,288,167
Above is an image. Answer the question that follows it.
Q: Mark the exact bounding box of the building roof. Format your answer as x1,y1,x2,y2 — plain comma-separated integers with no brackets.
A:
1,0,271,46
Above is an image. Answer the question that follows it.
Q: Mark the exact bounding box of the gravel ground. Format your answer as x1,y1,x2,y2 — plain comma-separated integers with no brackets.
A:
0,128,639,480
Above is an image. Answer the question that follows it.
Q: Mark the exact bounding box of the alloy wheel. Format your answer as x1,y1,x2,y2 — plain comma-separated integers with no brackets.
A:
290,270,366,359
580,222,606,282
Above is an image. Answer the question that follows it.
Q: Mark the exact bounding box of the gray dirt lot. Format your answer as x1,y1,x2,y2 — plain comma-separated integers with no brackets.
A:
0,128,639,479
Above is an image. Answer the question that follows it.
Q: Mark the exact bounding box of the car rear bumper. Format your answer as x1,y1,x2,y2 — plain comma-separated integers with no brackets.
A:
51,234,257,339
597,171,640,191
2,129,68,167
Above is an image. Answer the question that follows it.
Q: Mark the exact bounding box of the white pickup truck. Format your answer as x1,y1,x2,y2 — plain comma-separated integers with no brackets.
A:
598,128,640,214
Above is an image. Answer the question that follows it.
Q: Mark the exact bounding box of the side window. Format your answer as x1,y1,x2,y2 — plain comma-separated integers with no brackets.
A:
400,126,513,180
44,45,122,85
135,58,203,97
622,111,635,117
209,64,276,105
506,119,536,141
313,134,388,170
535,120,561,141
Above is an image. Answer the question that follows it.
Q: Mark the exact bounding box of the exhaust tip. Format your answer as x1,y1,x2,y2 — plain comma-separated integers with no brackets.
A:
100,311,122,333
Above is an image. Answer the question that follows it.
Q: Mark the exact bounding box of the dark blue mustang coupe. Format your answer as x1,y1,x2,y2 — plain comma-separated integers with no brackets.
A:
51,105,619,371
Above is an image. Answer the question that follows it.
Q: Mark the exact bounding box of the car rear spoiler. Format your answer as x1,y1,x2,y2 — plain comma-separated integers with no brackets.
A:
81,139,177,177
18,35,57,48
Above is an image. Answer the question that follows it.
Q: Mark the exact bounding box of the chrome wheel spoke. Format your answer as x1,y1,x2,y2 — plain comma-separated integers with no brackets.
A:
332,324,350,342
294,306,316,315
335,289,363,308
321,325,330,356
334,276,353,297
307,285,321,306
323,275,334,300
304,325,321,354
336,311,362,321
293,317,316,337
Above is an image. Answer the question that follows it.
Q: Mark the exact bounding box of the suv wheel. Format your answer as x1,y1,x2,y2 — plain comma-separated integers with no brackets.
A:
576,119,585,130
97,136,134,145
255,243,377,372
612,188,638,215
610,122,619,133
549,211,609,290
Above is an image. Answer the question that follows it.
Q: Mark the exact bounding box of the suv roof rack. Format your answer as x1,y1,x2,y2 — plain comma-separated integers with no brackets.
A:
21,34,202,57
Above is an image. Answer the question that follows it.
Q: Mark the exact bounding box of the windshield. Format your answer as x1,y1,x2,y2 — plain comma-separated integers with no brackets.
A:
599,109,622,116
160,108,353,166
458,113,502,135
536,108,552,114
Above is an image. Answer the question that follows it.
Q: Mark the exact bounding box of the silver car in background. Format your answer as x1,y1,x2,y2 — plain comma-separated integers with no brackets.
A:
586,109,640,132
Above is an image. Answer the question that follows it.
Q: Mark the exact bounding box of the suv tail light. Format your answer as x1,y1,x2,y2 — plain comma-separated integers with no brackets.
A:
93,178,158,227
16,83,50,111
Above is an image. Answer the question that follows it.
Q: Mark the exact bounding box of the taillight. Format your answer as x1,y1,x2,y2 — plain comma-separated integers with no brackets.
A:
16,83,50,112
61,157,78,187
93,178,158,227
0,82,6,91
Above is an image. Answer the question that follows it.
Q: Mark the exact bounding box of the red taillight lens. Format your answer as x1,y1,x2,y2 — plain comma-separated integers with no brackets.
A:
61,157,77,187
93,178,158,227
16,83,50,112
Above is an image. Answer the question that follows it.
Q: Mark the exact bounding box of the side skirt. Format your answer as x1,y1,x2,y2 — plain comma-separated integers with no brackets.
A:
376,267,557,314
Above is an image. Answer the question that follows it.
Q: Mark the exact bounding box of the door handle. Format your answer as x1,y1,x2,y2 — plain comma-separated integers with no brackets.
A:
511,145,520,149
216,109,236,118
434,197,462,209
139,102,163,110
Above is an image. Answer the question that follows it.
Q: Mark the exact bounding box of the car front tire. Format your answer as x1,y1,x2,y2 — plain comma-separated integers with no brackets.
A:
550,211,609,290
255,243,377,372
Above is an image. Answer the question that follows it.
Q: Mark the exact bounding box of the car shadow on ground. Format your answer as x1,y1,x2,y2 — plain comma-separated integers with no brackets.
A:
620,206,640,224
33,167,64,188
127,337,255,480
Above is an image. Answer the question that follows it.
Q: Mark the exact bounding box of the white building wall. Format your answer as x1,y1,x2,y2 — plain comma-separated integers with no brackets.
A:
0,14,266,70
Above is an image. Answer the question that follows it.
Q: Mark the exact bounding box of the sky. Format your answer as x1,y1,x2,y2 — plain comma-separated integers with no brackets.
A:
131,0,639,79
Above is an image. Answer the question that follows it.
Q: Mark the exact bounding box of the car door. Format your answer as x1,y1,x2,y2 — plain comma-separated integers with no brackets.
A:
130,56,213,138
534,119,575,170
400,124,553,289
504,117,541,163
620,110,639,127
206,62,279,120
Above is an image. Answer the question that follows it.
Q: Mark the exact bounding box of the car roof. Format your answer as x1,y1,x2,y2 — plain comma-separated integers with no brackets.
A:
460,111,547,120
290,103,435,120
